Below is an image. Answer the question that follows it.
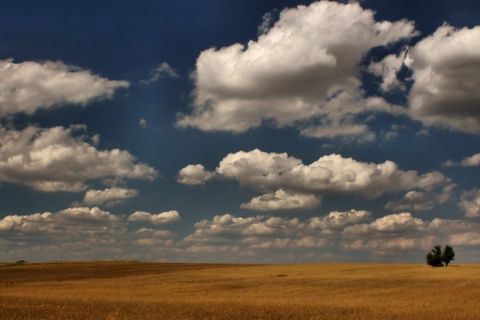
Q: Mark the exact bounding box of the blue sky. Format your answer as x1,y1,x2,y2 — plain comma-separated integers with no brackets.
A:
0,0,479,263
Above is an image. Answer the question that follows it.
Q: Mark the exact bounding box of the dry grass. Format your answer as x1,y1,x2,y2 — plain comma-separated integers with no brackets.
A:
1,261,479,319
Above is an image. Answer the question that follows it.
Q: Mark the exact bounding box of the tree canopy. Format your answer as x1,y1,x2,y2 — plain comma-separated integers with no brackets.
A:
426,245,455,267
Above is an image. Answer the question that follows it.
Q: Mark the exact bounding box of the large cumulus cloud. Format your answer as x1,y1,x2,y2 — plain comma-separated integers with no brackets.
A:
177,1,416,140
406,24,480,133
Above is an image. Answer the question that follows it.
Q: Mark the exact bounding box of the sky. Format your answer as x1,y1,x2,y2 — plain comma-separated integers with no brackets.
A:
0,0,479,264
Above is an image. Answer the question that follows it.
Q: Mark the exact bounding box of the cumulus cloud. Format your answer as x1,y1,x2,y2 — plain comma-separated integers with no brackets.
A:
177,164,216,185
459,189,480,218
127,210,181,225
133,228,176,246
459,153,480,166
215,149,446,198
83,188,139,206
0,59,129,116
0,207,124,233
0,125,158,192
241,189,321,211
385,184,455,212
184,210,365,247
298,91,405,141
406,24,480,134
180,149,448,211
341,213,480,254
444,153,480,167
368,50,407,92
181,211,480,262
307,210,371,230
0,207,179,261
343,212,426,235
2,208,480,263
177,1,416,139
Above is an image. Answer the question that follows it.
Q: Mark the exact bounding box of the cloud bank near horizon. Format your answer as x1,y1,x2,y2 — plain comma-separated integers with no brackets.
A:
1,207,479,263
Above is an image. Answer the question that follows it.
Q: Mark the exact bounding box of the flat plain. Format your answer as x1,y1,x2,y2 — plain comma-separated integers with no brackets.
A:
1,261,479,319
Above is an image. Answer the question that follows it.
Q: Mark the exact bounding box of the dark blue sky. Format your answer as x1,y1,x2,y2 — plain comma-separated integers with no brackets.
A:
0,0,479,263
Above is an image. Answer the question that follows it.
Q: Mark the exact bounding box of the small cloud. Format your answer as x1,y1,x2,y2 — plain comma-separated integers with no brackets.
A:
177,164,215,185
459,189,480,218
91,134,101,146
385,186,454,212
368,50,408,93
416,129,430,137
241,189,322,211
141,62,179,84
461,153,480,167
444,153,480,167
83,188,139,207
258,10,277,36
128,210,181,225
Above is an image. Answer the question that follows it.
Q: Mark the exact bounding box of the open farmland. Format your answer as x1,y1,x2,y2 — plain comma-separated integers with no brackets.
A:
1,261,479,319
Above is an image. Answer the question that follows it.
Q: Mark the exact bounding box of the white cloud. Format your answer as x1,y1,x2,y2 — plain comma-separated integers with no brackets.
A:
406,24,480,134
343,212,427,234
139,118,148,128
215,149,446,199
449,232,480,246
2,208,480,263
181,210,480,263
258,10,276,36
177,164,215,185
177,1,416,139
460,153,480,166
340,213,480,256
141,62,179,84
0,59,129,117
83,188,139,206
127,210,181,225
368,50,407,92
0,207,124,233
445,153,480,167
0,125,158,192
385,185,454,212
0,207,179,261
133,228,176,246
459,189,480,218
250,237,330,249
241,189,321,211
307,210,371,230
298,91,405,141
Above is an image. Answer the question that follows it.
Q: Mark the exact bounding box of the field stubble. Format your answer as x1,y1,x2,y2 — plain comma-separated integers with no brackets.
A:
1,261,479,319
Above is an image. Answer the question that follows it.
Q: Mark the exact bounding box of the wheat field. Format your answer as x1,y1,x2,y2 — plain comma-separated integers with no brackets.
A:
1,261,479,319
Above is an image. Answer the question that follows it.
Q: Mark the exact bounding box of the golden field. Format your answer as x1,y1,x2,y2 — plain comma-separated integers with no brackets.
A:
1,261,479,319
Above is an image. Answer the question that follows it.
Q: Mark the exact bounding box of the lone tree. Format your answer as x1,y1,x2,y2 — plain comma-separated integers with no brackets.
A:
426,245,455,267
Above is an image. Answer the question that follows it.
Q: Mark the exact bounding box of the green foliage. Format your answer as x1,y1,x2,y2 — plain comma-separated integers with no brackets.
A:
426,245,443,267
426,245,455,267
442,245,455,267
